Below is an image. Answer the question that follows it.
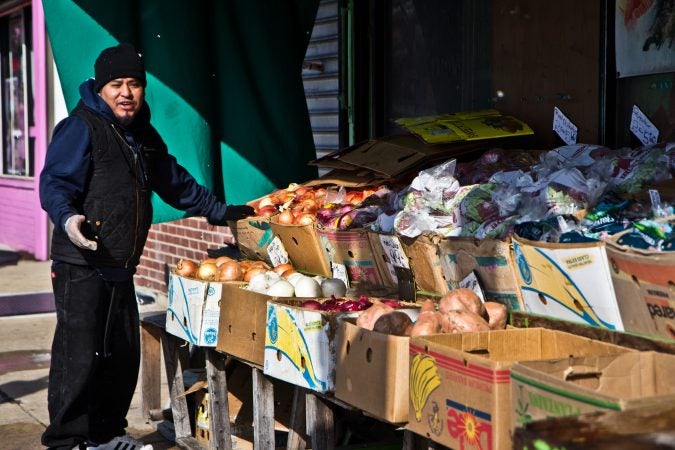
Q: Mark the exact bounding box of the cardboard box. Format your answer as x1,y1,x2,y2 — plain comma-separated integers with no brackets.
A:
510,351,675,429
229,217,277,265
439,237,523,311
308,133,517,183
165,273,236,347
400,233,450,295
335,319,411,424
512,236,624,331
606,241,675,340
269,220,332,276
367,231,411,289
318,228,383,286
263,299,357,393
407,328,631,450
216,283,295,366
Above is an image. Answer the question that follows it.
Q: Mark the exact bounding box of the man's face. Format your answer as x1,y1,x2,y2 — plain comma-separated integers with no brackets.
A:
98,77,144,125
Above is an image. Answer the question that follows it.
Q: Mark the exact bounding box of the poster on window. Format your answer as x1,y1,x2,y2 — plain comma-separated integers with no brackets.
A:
615,0,675,78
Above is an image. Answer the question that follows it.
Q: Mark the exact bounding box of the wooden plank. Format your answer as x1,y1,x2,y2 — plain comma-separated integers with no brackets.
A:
161,333,192,440
513,403,675,450
140,322,162,420
510,311,675,354
175,436,210,450
305,392,334,450
252,367,276,450
206,349,233,450
286,386,307,450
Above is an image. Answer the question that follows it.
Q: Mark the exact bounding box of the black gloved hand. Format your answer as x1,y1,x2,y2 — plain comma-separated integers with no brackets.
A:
214,204,255,224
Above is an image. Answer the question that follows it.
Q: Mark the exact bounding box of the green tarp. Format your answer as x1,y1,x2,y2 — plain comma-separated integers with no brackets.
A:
43,0,319,223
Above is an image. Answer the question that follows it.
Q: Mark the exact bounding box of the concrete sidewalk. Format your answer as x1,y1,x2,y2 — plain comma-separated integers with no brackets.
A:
0,258,179,450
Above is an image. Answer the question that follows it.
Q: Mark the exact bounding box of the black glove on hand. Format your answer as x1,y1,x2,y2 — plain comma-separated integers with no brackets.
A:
225,204,255,221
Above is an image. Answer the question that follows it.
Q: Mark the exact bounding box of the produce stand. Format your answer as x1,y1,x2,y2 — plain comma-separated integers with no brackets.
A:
140,310,353,450
144,134,674,449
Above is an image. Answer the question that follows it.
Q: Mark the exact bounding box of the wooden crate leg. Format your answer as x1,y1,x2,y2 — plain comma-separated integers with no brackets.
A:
252,367,276,450
305,392,334,450
161,333,192,440
140,323,161,421
286,386,307,450
206,349,232,450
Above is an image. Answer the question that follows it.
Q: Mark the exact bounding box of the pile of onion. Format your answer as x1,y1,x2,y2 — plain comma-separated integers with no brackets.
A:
174,257,270,282
251,183,327,218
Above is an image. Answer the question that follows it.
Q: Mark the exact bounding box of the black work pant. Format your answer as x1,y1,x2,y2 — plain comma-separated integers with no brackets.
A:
42,263,141,449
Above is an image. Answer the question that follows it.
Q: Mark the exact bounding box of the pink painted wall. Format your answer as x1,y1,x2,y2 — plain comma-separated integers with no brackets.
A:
0,0,49,260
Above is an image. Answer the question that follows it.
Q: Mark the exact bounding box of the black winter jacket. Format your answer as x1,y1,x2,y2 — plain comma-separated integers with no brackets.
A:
40,79,228,269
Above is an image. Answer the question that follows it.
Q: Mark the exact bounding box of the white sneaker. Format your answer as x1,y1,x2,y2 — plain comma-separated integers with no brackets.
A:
86,434,153,450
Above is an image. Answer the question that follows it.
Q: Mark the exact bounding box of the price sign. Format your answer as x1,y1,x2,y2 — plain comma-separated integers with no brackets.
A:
379,235,410,268
267,236,289,267
553,107,578,145
331,262,349,287
630,105,659,146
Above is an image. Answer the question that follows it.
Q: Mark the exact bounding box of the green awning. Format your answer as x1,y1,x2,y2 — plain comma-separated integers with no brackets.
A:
43,0,319,223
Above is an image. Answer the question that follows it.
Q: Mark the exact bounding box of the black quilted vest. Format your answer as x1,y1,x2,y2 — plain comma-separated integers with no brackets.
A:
50,105,156,268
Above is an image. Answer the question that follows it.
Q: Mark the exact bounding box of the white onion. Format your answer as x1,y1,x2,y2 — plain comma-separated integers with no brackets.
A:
294,276,323,298
266,279,295,297
248,272,271,293
286,272,307,287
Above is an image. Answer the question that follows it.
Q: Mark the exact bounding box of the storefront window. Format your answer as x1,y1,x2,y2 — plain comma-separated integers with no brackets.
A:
1,8,33,177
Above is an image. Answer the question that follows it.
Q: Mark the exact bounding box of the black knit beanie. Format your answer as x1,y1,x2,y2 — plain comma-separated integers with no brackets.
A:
94,43,146,92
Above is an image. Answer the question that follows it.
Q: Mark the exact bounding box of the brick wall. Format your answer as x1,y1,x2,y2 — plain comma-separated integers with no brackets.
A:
134,217,234,296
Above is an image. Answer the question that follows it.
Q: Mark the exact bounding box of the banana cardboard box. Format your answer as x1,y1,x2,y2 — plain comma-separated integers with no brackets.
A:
166,273,233,347
512,236,624,331
605,240,675,341
438,236,523,311
407,328,632,450
216,283,295,366
263,300,354,393
510,351,675,429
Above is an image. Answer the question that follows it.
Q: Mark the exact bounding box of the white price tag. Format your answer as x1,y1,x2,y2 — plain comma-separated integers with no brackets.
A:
331,262,349,287
379,235,410,269
553,107,578,145
459,271,485,302
266,236,289,267
630,105,659,146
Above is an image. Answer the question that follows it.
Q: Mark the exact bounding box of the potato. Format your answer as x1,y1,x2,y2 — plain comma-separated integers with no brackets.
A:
356,302,394,330
410,311,442,337
439,309,490,334
484,301,507,330
438,288,487,319
372,311,414,336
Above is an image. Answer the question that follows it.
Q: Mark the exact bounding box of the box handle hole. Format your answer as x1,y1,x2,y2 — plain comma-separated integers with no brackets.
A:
366,348,373,363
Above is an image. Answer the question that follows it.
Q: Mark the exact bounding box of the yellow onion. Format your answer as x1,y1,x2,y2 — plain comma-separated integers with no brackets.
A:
175,259,198,278
216,260,243,281
196,262,218,281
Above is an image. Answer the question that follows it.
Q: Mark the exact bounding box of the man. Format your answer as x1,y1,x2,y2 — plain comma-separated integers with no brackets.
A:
39,43,254,450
